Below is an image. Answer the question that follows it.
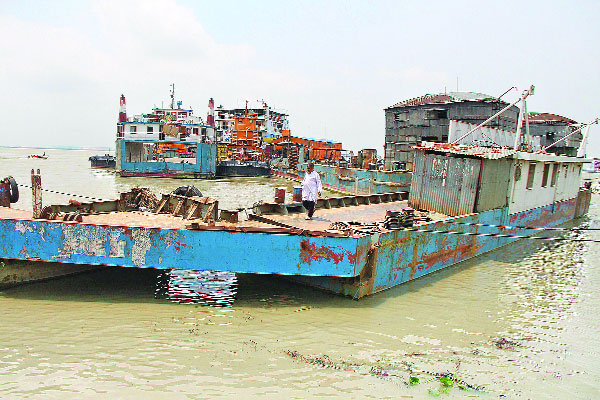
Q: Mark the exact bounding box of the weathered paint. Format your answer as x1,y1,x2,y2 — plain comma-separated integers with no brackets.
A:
0,217,361,277
291,196,585,298
0,193,591,297
575,189,591,217
118,140,216,178
31,169,42,218
508,197,576,229
0,181,9,208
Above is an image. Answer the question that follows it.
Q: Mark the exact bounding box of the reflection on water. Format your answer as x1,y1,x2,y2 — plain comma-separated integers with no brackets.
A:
155,270,238,307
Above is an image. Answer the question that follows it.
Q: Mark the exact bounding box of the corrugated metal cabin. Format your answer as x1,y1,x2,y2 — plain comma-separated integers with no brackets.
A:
409,143,585,217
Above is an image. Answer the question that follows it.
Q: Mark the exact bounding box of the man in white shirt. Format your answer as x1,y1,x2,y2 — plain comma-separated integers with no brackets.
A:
301,162,322,220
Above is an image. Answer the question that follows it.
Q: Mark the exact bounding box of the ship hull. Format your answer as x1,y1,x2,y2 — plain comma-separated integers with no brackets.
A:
0,189,590,297
289,192,591,298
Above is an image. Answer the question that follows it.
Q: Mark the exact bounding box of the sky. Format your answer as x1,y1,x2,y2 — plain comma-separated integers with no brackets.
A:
1,0,598,155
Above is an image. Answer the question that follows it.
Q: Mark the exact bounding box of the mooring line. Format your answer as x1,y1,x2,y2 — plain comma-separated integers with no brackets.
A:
17,183,111,202
399,227,600,243
440,221,599,232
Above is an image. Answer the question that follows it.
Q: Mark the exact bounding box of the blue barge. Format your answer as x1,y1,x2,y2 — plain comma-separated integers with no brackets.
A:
0,144,591,297
272,162,412,195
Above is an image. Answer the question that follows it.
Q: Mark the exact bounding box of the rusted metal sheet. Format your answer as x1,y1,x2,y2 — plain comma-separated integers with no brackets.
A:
31,169,42,218
290,208,506,298
291,194,588,298
575,188,591,218
0,180,9,208
0,216,363,277
410,151,480,216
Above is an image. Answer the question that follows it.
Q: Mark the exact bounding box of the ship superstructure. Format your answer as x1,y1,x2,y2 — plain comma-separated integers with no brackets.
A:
115,85,217,178
215,101,290,145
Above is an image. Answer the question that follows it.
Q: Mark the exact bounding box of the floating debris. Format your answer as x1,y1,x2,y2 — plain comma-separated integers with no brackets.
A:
493,337,522,350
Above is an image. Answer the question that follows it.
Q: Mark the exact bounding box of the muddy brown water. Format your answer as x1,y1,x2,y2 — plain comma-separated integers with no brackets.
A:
1,147,599,399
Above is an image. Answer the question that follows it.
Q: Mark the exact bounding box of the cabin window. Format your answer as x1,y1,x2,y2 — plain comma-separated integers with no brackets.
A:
425,109,448,120
147,126,153,134
394,112,408,122
526,163,536,189
541,164,550,187
550,164,559,186
130,126,137,133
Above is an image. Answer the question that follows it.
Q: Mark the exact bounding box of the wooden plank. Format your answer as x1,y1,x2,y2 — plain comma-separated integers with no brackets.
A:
173,198,184,216
202,203,215,222
184,202,199,220
155,197,168,214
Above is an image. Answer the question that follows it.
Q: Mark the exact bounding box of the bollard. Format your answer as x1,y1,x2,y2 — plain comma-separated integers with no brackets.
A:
292,186,302,202
0,179,9,208
32,169,42,218
274,187,286,204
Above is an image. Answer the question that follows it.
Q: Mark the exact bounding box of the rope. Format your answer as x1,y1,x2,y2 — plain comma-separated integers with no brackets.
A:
398,226,600,243
441,221,600,232
17,183,111,202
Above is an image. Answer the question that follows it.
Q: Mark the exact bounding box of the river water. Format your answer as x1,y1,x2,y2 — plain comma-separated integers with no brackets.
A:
0,147,598,399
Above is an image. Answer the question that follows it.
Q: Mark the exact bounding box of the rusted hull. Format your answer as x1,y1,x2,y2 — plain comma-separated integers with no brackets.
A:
290,195,588,298
0,191,591,298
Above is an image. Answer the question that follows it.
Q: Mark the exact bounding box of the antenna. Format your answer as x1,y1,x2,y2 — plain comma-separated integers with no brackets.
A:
170,83,175,109
497,86,517,101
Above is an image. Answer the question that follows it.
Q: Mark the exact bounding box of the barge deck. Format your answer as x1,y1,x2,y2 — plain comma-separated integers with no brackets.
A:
0,140,593,298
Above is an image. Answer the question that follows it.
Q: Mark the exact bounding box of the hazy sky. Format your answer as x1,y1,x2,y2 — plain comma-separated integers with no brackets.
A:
1,0,598,155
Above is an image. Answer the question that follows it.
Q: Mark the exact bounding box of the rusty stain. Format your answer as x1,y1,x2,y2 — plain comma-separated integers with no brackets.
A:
412,241,484,272
299,239,353,266
358,247,378,297
409,235,420,280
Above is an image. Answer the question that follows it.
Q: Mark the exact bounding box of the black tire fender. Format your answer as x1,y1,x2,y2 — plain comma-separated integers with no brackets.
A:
172,185,202,198
6,176,18,203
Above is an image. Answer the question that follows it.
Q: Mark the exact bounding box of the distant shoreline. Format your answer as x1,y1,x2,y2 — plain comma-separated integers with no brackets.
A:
0,145,114,151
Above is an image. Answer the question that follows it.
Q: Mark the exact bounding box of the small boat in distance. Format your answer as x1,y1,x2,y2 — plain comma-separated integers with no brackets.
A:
28,152,48,159
89,154,116,169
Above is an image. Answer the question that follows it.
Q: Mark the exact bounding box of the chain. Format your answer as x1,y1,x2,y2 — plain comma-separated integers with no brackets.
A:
17,183,111,202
